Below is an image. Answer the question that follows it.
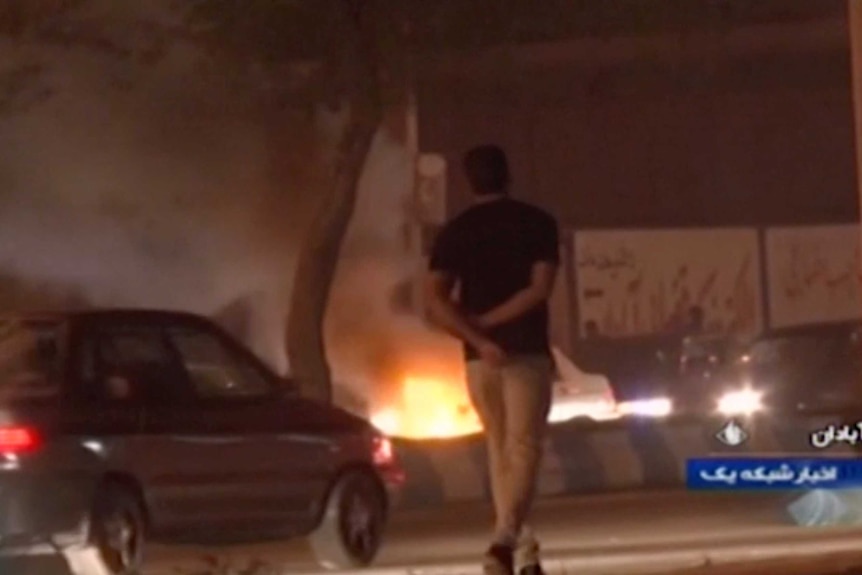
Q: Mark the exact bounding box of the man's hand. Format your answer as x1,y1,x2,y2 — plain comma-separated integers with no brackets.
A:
425,271,489,348
477,261,557,329
475,338,506,366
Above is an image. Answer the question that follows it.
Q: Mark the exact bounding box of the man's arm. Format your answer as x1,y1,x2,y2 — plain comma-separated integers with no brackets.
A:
476,261,557,329
424,271,488,349
477,214,560,329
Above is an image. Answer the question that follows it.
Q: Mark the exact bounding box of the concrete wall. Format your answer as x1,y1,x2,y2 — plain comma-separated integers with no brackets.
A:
416,27,857,229
393,413,856,509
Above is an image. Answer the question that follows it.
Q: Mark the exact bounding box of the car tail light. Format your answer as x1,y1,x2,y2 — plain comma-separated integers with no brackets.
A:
372,435,394,467
0,426,40,454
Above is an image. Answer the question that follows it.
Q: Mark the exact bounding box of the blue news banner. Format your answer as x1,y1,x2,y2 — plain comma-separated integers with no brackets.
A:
687,458,862,490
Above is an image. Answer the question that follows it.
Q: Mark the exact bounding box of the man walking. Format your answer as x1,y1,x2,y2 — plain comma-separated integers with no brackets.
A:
424,145,559,575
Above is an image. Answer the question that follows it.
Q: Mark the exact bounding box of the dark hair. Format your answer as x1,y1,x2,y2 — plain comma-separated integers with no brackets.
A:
462,145,510,195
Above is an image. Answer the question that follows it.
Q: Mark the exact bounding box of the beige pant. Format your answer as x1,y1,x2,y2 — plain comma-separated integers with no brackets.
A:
466,354,554,543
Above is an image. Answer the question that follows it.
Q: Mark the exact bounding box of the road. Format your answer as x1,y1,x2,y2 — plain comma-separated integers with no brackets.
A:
142,490,862,573
5,491,862,574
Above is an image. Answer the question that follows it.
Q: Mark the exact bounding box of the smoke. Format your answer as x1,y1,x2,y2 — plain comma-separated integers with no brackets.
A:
0,3,326,370
326,129,464,407
0,2,460,408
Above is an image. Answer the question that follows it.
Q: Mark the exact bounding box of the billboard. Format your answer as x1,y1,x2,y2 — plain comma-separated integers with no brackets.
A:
765,225,861,328
574,228,762,337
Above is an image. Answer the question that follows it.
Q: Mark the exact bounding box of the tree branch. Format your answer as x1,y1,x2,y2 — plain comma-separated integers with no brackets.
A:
286,0,384,402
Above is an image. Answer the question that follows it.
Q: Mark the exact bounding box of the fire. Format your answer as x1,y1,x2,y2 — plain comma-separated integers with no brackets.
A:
372,375,481,439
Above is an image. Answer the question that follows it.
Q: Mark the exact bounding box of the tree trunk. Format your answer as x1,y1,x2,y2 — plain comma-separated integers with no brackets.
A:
286,1,382,403
286,113,379,402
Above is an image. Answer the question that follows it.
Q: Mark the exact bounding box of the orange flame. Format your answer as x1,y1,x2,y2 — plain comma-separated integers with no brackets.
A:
372,375,481,439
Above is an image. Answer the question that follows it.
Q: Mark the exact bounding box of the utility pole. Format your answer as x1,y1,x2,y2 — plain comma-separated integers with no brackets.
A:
403,26,447,317
850,1,862,262
404,39,425,316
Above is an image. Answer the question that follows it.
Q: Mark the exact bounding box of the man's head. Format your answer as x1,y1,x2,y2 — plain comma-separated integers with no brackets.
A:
462,144,510,197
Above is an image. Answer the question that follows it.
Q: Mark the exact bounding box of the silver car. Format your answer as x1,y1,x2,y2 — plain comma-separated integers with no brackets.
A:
0,309,404,574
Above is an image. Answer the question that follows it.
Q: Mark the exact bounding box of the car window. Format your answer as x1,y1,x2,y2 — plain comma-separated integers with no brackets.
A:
0,319,64,401
682,336,729,368
828,328,862,377
848,328,862,357
80,326,188,403
749,339,779,364
786,335,835,365
168,327,273,400
750,334,837,380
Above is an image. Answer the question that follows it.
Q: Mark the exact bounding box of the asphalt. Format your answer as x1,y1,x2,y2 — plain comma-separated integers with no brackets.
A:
5,490,862,575
140,490,862,574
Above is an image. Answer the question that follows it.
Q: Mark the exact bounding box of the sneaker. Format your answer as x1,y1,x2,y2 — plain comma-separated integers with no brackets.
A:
482,544,514,575
516,539,545,575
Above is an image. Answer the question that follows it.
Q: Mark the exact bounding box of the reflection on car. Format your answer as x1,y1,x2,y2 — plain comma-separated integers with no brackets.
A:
669,320,862,417
571,336,677,419
548,347,618,422
0,309,404,574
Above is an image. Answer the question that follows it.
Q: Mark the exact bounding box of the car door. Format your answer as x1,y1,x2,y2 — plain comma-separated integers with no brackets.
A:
747,337,789,404
64,320,146,462
787,333,846,411
163,321,332,531
81,318,238,534
758,333,840,412
849,327,862,397
821,327,862,411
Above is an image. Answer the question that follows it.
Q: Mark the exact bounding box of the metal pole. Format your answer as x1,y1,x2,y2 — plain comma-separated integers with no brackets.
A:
850,1,862,250
404,39,427,316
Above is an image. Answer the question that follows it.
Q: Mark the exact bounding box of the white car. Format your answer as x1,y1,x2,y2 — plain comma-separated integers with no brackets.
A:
548,347,619,422
548,347,673,422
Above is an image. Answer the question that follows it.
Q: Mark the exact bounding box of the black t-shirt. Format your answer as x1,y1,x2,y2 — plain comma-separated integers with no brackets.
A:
428,197,559,360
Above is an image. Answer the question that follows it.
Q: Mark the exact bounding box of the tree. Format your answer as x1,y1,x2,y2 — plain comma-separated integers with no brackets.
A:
0,0,518,405
185,0,406,403
281,2,385,403
4,0,674,405
0,0,399,403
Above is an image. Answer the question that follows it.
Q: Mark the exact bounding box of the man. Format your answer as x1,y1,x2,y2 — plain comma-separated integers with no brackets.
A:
686,305,705,334
424,144,559,575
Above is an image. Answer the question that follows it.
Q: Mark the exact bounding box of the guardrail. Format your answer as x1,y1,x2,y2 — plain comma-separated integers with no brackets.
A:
391,414,858,509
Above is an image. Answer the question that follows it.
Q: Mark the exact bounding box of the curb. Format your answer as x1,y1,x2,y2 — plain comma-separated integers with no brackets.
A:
393,414,856,510
289,533,862,575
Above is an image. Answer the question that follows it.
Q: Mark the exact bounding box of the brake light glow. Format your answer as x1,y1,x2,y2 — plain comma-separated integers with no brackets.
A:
0,426,40,454
372,435,394,466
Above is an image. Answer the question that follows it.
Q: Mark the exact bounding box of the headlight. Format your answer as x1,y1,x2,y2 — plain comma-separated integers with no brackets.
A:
717,389,763,416
548,397,618,423
618,397,673,417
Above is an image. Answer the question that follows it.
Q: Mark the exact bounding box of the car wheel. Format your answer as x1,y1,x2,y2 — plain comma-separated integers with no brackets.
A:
309,470,386,570
89,483,146,575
